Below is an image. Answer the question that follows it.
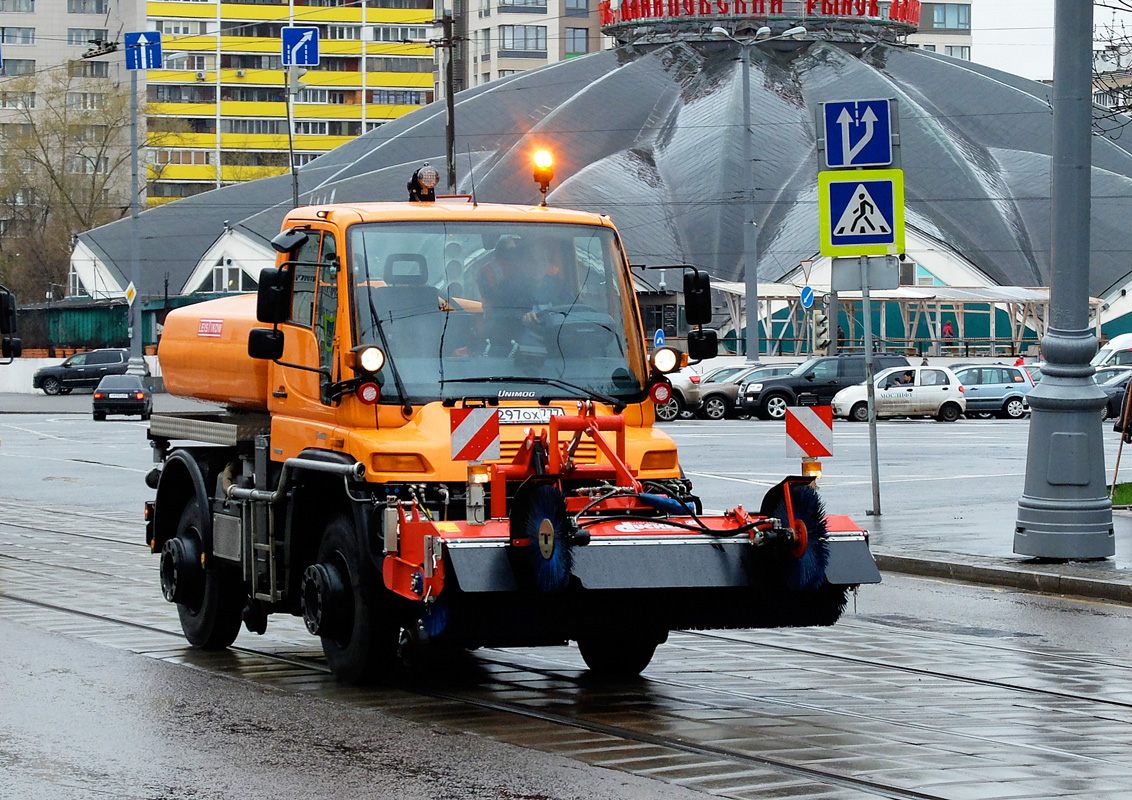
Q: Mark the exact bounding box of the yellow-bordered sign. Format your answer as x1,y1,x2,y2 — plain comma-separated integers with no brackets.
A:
818,168,905,257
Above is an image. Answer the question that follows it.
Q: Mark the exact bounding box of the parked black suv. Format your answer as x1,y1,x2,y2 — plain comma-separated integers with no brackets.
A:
33,348,131,395
739,353,911,420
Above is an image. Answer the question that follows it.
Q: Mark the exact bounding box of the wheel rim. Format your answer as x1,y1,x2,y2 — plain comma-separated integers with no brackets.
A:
851,403,868,422
42,378,60,395
656,397,679,421
704,397,726,419
941,404,958,422
766,396,787,419
1006,399,1025,418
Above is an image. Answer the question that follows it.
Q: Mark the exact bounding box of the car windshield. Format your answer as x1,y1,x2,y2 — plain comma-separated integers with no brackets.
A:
98,375,142,389
347,220,646,404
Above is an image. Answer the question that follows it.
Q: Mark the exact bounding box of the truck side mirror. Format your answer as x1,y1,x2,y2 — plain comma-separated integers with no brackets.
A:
0,289,15,335
248,327,285,360
683,271,712,326
687,328,718,361
1,336,20,359
270,228,309,254
256,267,291,324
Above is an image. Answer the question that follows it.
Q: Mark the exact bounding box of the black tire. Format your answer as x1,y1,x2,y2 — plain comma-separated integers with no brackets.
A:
172,499,244,650
314,514,398,684
577,631,660,678
93,411,105,421
1000,397,1027,420
761,393,790,421
966,411,992,420
1101,404,1112,422
41,377,61,396
850,401,869,422
59,388,73,395
654,395,681,423
936,402,961,423
699,394,728,420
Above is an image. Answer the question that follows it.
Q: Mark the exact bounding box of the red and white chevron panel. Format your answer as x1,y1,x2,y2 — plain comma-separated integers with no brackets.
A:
785,406,833,459
451,407,501,461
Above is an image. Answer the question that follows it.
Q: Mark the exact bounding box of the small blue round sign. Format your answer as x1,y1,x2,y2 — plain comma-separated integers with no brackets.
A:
654,329,666,348
800,286,814,309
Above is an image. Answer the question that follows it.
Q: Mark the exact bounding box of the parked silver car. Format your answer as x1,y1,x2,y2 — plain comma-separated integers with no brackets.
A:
951,363,1034,419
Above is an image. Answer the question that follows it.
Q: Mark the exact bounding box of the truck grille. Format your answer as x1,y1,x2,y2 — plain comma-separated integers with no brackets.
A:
496,439,599,464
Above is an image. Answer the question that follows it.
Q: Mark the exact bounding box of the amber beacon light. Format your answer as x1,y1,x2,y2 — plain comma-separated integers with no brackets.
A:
533,150,555,206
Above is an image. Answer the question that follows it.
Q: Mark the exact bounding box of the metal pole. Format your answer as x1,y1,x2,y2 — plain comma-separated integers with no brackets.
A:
860,255,881,516
443,13,457,193
128,69,144,378
1015,0,1114,558
742,42,760,364
287,67,299,209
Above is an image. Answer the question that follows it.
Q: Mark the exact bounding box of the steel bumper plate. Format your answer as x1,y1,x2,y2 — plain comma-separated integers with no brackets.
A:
444,533,880,593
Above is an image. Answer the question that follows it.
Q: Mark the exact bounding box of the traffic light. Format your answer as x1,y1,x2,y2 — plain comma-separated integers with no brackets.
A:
812,309,830,355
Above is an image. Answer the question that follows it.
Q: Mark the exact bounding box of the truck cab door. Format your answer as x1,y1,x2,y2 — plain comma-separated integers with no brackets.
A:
271,228,341,439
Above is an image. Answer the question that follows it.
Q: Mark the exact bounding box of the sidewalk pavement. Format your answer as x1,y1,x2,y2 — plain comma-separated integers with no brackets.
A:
3,392,1130,606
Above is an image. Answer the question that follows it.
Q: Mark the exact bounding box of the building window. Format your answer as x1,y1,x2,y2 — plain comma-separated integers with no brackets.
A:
370,89,429,104
1,58,34,75
67,59,107,77
151,149,212,166
221,118,285,134
920,44,936,52
67,27,107,45
931,3,969,30
499,0,546,8
294,120,328,135
372,25,429,41
945,45,970,60
66,91,104,109
565,0,587,13
157,19,204,35
499,24,546,52
366,56,432,72
325,25,361,39
68,0,107,11
67,155,109,174
226,86,286,102
150,84,214,103
0,26,34,44
211,261,258,293
479,0,490,16
0,91,34,109
0,0,34,10
150,183,211,199
565,27,587,55
167,54,213,71
498,69,517,77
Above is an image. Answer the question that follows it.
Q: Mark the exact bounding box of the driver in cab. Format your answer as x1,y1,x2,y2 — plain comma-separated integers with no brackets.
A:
477,238,575,346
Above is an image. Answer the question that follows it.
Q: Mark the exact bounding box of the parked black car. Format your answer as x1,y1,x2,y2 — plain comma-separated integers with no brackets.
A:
33,348,131,395
92,374,152,420
738,353,911,420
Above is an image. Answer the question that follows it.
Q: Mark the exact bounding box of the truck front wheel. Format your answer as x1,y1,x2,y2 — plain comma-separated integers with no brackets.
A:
309,514,398,684
577,630,663,679
164,499,244,650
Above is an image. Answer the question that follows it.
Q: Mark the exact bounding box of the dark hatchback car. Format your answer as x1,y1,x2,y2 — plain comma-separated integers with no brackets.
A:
92,374,152,420
33,348,130,395
738,353,911,420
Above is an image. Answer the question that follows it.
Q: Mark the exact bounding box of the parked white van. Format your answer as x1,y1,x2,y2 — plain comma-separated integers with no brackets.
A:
1093,333,1132,367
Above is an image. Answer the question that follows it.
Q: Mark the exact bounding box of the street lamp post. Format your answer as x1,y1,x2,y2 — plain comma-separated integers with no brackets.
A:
711,25,805,363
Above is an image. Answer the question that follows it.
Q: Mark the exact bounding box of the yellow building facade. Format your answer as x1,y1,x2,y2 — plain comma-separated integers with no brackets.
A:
145,0,435,205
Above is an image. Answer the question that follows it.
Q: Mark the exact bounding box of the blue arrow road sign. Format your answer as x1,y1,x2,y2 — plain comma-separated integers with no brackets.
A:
818,169,905,257
282,26,320,67
124,32,162,71
800,286,814,309
823,99,893,169
653,329,666,348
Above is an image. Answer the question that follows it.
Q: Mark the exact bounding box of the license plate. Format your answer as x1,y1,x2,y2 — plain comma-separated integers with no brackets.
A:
108,393,128,399
498,407,564,425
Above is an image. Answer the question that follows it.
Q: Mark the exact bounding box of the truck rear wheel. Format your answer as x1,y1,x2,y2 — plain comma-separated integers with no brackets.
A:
310,514,398,684
165,499,244,650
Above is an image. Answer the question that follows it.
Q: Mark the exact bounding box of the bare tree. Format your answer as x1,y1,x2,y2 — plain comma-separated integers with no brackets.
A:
0,68,136,300
1094,2,1132,136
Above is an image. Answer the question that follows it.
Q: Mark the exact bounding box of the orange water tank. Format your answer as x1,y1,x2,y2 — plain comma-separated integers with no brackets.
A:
158,294,270,410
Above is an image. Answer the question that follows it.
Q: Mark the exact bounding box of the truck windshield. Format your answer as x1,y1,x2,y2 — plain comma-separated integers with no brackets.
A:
347,220,647,404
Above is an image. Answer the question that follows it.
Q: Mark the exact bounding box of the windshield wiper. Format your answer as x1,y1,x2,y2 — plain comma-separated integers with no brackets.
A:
441,376,626,412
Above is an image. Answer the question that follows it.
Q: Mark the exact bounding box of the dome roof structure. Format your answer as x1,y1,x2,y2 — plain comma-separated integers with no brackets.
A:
75,30,1132,304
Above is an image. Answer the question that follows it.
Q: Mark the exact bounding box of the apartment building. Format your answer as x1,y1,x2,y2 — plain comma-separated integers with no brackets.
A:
907,2,972,60
462,0,607,88
144,0,435,205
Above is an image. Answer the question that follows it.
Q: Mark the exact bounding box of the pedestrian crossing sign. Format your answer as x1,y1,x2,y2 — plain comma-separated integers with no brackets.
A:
818,169,905,257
